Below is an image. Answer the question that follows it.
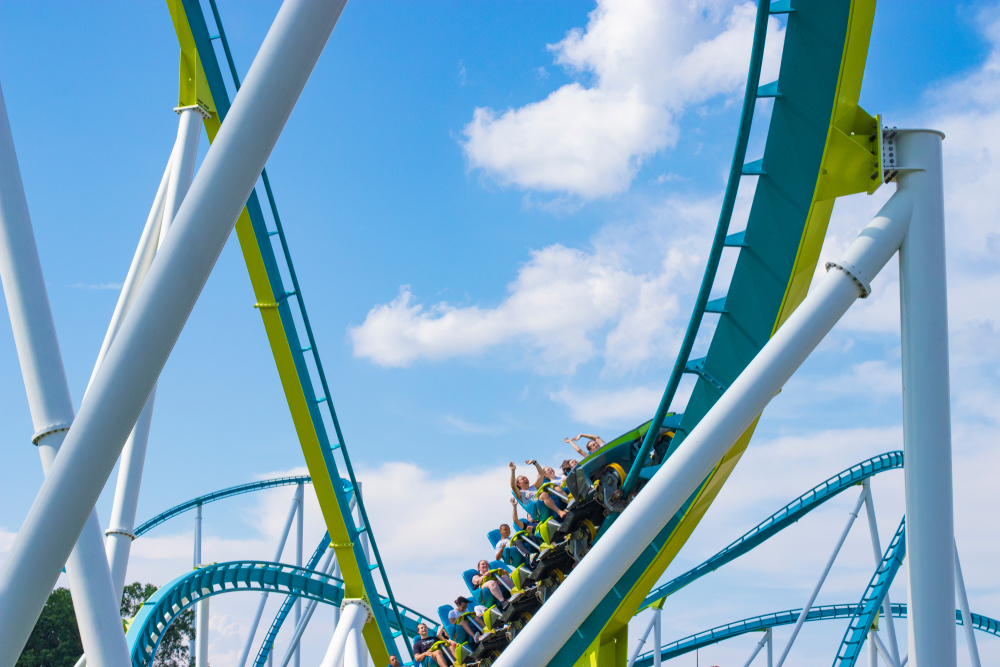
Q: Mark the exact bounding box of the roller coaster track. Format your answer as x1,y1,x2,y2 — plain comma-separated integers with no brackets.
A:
552,1,883,662
165,1,411,663
632,603,999,666
641,452,902,610
124,559,438,667
133,476,314,538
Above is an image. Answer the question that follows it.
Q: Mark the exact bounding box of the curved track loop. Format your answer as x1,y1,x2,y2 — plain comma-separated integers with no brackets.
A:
642,452,902,609
133,476,314,537
125,560,438,667
633,603,998,666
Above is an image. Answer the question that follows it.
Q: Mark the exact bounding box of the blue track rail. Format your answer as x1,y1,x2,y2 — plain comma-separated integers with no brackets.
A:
642,452,903,609
251,532,331,667
833,517,906,667
133,476,315,537
125,560,439,667
633,603,997,666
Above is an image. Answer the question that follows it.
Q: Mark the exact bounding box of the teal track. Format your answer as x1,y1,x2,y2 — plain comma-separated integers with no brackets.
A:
133,476,316,537
632,603,998,666
125,559,438,667
642,452,902,609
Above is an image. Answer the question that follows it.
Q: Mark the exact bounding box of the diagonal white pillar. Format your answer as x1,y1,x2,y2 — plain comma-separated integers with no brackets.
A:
490,183,915,667
320,601,370,667
862,479,901,665
0,1,349,660
954,543,981,667
0,81,130,667
104,105,205,605
895,129,955,667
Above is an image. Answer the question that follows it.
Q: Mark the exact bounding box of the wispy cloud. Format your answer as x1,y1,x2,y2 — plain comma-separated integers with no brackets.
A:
443,415,507,436
69,282,123,290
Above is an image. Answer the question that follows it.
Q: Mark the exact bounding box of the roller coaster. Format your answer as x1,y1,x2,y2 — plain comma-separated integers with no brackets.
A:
0,1,990,667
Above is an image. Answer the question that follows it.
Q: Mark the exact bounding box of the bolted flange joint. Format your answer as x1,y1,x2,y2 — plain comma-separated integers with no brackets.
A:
342,597,374,624
825,260,872,298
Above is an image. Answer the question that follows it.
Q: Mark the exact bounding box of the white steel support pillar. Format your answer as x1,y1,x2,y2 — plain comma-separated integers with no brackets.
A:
237,485,304,667
320,601,371,667
491,175,915,667
652,607,661,667
194,504,209,667
954,544,981,667
766,628,772,667
345,627,364,667
895,129,955,667
869,630,878,667
775,487,868,667
741,629,770,667
295,483,303,667
0,1,349,659
105,106,204,602
626,614,656,667
0,82,130,667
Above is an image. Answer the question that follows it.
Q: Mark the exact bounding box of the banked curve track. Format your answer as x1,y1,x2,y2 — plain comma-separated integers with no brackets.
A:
551,0,884,662
632,603,999,666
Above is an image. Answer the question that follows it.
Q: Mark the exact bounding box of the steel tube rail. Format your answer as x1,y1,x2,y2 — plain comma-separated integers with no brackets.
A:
774,487,868,667
238,485,304,667
873,632,899,667
862,479,901,665
895,129,956,666
0,82,131,667
0,0,348,651
621,0,772,496
954,544,982,667
493,187,914,667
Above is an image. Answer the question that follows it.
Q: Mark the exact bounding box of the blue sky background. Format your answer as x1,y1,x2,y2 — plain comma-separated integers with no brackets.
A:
0,1,998,665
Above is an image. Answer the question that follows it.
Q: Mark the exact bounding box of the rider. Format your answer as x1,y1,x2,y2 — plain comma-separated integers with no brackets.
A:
471,558,513,604
509,461,566,519
413,622,452,667
565,433,605,457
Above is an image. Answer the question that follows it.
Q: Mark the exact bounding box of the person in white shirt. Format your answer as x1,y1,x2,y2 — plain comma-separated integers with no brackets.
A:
509,461,566,519
494,523,511,560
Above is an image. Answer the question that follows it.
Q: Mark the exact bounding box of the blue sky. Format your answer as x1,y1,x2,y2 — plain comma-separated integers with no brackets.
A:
1,1,998,665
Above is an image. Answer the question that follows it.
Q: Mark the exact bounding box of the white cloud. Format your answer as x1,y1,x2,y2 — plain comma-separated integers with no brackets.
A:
461,0,784,198
349,243,688,374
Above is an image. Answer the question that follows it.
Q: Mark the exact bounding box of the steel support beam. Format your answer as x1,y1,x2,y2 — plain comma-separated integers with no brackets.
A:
0,81,130,667
0,1,347,659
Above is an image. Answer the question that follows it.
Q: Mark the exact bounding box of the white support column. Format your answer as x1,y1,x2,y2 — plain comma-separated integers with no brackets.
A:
766,628,772,667
774,487,868,667
0,81,130,667
741,631,769,667
356,483,369,667
895,129,955,667
0,1,349,659
652,608,661,667
295,483,303,667
320,601,371,667
237,486,303,667
194,504,208,667
954,544,981,667
874,631,900,667
488,180,914,667
104,107,204,602
626,614,656,667
869,630,878,667
862,479,901,665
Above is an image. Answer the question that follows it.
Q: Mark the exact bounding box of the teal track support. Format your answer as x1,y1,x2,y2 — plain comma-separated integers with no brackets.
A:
641,452,903,609
621,0,773,497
